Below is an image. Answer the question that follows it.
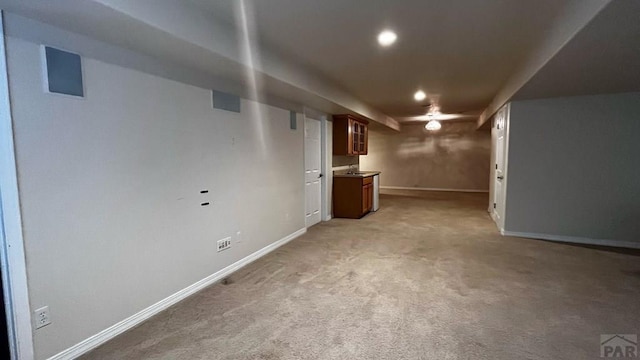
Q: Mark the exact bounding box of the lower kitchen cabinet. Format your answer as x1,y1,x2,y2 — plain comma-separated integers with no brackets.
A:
333,176,374,219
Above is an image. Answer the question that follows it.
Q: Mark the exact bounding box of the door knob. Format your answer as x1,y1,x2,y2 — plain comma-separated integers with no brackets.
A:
497,175,504,180
318,174,323,178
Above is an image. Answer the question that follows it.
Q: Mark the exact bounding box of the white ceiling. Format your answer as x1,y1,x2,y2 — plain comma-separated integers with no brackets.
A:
513,0,640,101
0,0,636,129
188,0,586,118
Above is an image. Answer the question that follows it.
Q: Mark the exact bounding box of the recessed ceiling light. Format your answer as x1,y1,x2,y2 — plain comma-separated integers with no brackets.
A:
377,30,397,47
414,90,426,101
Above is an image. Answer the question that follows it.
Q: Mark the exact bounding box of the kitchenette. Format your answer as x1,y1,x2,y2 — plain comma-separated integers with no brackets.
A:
332,114,381,219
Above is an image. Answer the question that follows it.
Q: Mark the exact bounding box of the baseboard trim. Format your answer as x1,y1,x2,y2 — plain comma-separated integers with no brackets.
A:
501,229,640,249
48,227,307,360
380,186,489,193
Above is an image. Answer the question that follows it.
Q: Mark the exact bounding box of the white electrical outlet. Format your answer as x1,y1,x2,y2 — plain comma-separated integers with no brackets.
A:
236,231,242,243
217,237,231,252
33,306,51,329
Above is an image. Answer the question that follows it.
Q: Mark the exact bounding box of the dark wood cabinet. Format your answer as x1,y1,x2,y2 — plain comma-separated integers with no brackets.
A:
333,176,374,218
362,181,373,213
332,114,369,156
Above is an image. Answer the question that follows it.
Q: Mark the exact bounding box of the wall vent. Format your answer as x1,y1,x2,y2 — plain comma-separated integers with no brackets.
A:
44,46,84,97
212,90,240,113
290,111,297,130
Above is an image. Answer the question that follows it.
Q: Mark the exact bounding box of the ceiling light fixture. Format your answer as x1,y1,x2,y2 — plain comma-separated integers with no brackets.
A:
424,105,442,131
377,30,397,47
425,120,442,131
414,90,426,101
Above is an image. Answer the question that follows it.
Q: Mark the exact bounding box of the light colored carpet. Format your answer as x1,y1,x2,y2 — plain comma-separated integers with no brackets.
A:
83,191,640,359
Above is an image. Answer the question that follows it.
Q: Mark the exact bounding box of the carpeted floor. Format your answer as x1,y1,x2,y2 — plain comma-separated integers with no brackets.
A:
83,191,640,359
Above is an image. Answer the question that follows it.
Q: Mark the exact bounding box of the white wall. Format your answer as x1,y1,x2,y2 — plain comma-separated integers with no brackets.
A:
504,93,640,244
5,20,305,359
0,11,34,359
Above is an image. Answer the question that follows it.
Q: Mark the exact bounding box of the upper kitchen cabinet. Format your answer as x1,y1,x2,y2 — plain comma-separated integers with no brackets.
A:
332,114,369,156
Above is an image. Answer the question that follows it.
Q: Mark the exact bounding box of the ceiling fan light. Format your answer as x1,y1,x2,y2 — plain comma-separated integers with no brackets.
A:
425,120,442,131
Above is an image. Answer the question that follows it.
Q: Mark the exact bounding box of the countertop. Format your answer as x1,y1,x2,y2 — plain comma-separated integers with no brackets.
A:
333,170,381,178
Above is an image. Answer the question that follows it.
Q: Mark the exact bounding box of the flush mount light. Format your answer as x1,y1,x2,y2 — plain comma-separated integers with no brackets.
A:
414,90,426,101
377,30,397,47
425,120,442,131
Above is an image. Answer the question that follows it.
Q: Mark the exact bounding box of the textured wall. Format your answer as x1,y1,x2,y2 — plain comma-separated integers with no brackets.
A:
360,122,490,191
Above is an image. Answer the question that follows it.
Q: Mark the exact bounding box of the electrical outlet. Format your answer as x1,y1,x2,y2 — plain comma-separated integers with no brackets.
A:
236,231,242,243
33,306,51,329
217,237,231,252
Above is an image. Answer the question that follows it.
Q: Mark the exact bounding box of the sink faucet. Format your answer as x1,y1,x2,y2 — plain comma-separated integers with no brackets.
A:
347,164,357,174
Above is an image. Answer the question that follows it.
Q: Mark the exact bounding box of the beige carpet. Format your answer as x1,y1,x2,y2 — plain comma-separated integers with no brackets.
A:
83,191,640,359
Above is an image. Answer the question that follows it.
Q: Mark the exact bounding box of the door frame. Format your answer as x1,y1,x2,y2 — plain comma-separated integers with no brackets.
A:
490,103,510,231
0,10,35,360
303,108,330,226
320,114,331,221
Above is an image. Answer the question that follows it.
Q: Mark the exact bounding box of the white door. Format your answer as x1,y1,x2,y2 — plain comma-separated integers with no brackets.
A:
305,117,322,227
493,110,505,223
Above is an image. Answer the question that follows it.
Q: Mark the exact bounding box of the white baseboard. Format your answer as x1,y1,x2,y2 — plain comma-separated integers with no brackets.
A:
380,186,489,193
501,229,640,249
49,227,307,360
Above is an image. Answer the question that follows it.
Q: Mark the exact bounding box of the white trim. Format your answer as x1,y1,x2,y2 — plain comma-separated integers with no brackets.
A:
501,229,640,250
48,228,307,360
490,211,499,224
380,186,489,193
0,11,35,360
497,103,511,230
319,113,331,222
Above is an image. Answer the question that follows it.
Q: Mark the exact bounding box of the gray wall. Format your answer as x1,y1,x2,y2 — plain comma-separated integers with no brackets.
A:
505,93,640,243
360,122,491,191
5,18,305,359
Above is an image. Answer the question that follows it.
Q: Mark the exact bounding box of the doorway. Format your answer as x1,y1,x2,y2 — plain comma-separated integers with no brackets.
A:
493,126,504,222
491,104,508,229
